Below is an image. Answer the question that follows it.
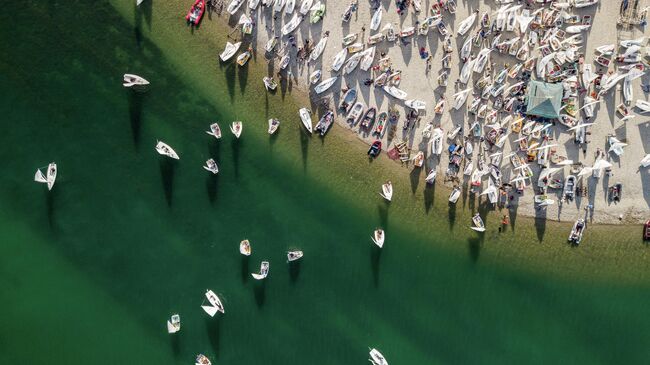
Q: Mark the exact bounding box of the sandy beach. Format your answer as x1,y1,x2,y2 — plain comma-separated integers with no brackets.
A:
229,0,650,224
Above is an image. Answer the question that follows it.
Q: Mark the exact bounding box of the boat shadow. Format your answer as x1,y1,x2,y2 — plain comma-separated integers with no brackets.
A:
170,334,181,358
377,203,389,229
240,255,250,284
423,183,435,213
370,245,382,287
133,0,152,47
232,138,241,179
299,128,309,172
205,316,221,357
238,62,249,95
467,234,484,263
254,281,266,308
409,167,422,193
289,260,301,283
159,158,175,206
46,188,56,230
447,202,456,230
534,208,547,243
206,174,219,205
223,63,237,101
128,91,144,148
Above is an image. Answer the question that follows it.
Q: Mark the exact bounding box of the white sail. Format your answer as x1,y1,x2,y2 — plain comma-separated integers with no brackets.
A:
34,169,47,183
201,305,219,317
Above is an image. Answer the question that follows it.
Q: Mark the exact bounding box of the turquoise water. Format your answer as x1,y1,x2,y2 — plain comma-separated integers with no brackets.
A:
1,1,650,364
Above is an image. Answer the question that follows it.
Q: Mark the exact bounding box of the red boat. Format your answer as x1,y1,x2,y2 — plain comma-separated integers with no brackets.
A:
644,220,650,240
186,0,206,25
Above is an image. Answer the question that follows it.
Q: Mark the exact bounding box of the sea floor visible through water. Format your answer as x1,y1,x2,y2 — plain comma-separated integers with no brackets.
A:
1,1,650,364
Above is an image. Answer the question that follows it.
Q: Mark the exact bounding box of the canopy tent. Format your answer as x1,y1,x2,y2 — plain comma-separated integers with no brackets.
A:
526,81,563,119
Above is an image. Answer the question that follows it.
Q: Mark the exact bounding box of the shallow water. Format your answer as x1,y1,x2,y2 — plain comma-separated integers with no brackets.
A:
1,1,650,364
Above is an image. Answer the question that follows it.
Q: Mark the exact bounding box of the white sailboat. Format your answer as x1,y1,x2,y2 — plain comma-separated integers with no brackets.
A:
314,76,337,94
452,88,472,110
299,0,312,15
203,158,219,174
383,85,407,100
369,348,388,365
201,289,225,317
155,141,180,160
285,0,295,14
230,121,243,138
287,250,303,261
425,170,437,184
360,47,376,71
370,7,383,31
331,48,348,72
268,118,280,134
405,99,426,111
240,239,252,256
206,123,222,139
310,35,329,61
380,181,393,201
251,261,270,280
371,229,385,248
471,213,486,232
298,108,313,133
123,74,149,89
457,11,477,36
448,186,461,204
34,162,57,191
220,42,242,62
167,314,181,334
281,14,303,35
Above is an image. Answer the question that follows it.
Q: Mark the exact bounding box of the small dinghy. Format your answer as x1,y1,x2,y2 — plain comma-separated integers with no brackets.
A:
448,186,461,204
369,348,388,365
274,0,286,12
285,0,295,14
635,99,650,113
287,250,303,261
360,47,376,71
251,261,270,280
226,0,245,15
187,0,206,24
457,11,477,36
34,162,57,191
339,88,357,111
370,7,383,31
346,101,364,125
471,213,486,232
383,86,407,100
566,24,590,33
249,0,261,9
203,158,219,174
368,32,385,45
230,121,243,138
122,74,150,89
314,76,337,94
155,141,180,160
371,229,385,248
268,118,280,134
425,170,437,184
331,48,348,72
239,239,251,256
568,219,586,245
220,42,242,61
412,151,425,168
399,26,415,38
361,107,377,129
263,76,278,91
236,48,252,66
201,289,225,317
309,1,325,24
368,140,382,157
299,108,313,133
206,123,222,139
167,314,181,334
264,37,278,53
342,53,362,74
342,33,358,46
434,98,446,114
309,70,322,84
279,54,290,69
380,181,393,201
310,35,329,61
196,354,212,365
315,111,334,136
281,14,303,35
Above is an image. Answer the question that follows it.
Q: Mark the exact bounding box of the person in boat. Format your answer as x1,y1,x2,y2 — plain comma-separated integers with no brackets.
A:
363,78,373,86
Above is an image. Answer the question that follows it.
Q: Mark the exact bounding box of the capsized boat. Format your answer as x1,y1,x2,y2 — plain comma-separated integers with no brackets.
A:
371,229,385,248
167,314,181,334
230,121,243,138
187,0,206,24
314,76,337,94
251,261,270,280
122,74,150,89
155,141,180,160
471,213,486,232
287,250,303,261
315,111,334,136
203,158,219,174
202,289,225,317
220,42,242,61
568,218,586,245
268,118,280,134
380,181,393,201
34,162,57,191
206,123,222,139
299,108,313,133
240,239,251,256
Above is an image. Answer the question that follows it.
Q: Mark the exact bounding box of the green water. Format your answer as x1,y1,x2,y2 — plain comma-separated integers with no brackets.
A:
1,1,650,364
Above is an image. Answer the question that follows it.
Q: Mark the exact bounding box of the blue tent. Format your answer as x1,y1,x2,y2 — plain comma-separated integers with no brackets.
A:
525,81,563,119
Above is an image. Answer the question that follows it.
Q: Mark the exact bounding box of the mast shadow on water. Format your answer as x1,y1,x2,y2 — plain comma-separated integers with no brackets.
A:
45,187,56,229
448,202,456,230
424,183,435,213
289,260,301,283
128,91,144,148
254,281,266,308
377,204,389,229
170,334,181,358
535,208,547,243
299,128,309,172
371,245,382,287
467,234,484,264
159,158,175,206
231,138,241,179
240,255,250,284
205,316,221,357
409,167,422,193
